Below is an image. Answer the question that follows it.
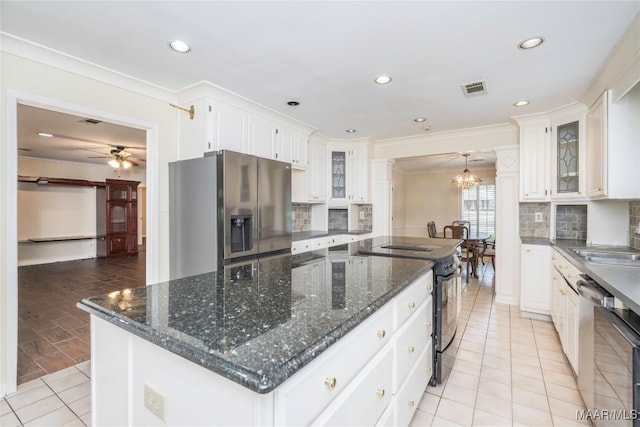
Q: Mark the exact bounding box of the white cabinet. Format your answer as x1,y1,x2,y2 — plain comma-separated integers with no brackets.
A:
516,104,587,202
586,85,640,199
327,141,370,204
208,102,246,153
247,114,277,159
520,244,552,314
517,116,551,201
550,248,581,374
550,107,587,200
274,128,308,168
307,138,327,202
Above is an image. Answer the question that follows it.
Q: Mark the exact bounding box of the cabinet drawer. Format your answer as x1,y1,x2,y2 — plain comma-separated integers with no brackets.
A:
397,343,432,427
395,300,430,390
313,347,393,427
395,272,431,328
274,304,393,426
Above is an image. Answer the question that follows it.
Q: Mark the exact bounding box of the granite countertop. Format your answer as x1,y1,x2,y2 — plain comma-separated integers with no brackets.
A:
358,235,463,260
522,237,640,314
292,229,372,241
77,243,433,393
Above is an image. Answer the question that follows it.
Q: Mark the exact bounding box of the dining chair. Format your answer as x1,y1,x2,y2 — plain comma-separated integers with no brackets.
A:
482,241,496,270
427,221,437,238
443,225,476,282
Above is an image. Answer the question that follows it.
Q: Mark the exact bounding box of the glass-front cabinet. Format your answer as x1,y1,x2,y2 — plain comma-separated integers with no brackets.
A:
555,121,580,194
330,151,347,200
551,108,586,200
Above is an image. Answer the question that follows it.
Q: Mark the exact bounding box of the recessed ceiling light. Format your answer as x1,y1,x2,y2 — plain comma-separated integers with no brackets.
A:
169,40,191,53
374,75,392,85
414,117,427,123
346,129,356,133
287,101,300,106
514,100,530,107
38,132,53,137
518,37,544,49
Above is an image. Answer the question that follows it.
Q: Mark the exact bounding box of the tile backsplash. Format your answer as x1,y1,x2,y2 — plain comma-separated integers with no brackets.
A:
357,204,373,231
519,203,550,238
328,209,348,230
292,203,311,232
631,201,640,249
555,205,587,240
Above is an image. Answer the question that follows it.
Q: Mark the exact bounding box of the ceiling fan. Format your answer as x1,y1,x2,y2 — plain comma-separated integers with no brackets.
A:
87,145,146,168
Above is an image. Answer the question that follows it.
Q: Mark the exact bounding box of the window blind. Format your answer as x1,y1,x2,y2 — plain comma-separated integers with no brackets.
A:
459,183,496,237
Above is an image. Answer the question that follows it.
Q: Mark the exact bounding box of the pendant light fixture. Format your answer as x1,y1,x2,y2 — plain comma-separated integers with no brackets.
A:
452,154,482,189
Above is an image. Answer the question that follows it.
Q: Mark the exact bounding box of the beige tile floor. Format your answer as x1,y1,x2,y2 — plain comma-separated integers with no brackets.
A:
2,264,585,427
409,266,588,427
1,361,91,427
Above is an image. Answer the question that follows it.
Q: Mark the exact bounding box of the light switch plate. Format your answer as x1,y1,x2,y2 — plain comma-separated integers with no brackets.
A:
144,384,165,422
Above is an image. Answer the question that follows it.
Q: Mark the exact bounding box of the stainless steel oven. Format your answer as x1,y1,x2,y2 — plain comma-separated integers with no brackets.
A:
592,307,640,427
431,256,461,385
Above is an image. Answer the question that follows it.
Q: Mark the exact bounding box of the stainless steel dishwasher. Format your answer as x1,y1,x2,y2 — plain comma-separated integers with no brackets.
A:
593,307,640,427
577,275,613,411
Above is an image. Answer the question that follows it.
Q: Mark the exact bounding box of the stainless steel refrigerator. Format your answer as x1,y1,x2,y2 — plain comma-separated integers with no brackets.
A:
169,150,292,279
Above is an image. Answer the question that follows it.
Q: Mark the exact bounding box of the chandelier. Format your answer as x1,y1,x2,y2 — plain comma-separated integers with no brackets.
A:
452,154,482,189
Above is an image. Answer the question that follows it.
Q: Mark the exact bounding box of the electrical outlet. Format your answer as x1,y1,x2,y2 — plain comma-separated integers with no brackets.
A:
535,212,543,223
291,211,296,220
359,211,365,220
144,384,165,422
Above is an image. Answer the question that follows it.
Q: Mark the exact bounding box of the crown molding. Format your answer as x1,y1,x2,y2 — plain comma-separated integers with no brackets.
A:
375,122,516,148
1,32,175,103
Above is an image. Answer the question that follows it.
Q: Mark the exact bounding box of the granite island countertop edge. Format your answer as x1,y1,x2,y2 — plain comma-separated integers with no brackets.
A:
77,260,434,394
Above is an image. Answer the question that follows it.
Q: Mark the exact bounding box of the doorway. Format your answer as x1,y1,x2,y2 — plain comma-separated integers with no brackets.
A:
3,91,160,395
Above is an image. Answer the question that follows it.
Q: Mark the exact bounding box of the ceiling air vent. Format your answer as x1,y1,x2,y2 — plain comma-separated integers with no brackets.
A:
79,118,102,125
461,80,488,97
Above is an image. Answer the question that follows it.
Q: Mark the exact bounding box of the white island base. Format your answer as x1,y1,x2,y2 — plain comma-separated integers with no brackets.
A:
90,272,433,426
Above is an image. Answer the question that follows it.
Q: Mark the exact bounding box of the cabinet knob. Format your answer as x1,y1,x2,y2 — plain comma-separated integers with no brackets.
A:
324,377,337,389
408,400,415,407
408,302,416,309
425,367,432,374
425,321,432,327
408,346,415,353
377,329,386,338
376,389,385,398
560,289,567,295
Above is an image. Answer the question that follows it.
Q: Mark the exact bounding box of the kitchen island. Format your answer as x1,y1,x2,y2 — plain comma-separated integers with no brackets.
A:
78,243,435,426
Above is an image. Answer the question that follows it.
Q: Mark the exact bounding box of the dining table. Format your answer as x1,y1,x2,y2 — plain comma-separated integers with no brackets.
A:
437,232,494,277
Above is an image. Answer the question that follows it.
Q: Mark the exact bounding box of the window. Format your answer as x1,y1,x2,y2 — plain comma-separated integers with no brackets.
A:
459,182,495,237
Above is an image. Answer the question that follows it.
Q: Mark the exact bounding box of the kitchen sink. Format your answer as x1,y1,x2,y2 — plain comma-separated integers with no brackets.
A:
571,249,640,267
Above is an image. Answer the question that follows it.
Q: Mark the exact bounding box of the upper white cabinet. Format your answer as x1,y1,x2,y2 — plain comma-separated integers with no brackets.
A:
517,115,551,201
307,137,326,202
247,114,277,159
327,141,370,204
549,106,587,200
586,85,640,199
208,102,246,153
176,91,313,163
515,103,587,202
276,128,308,169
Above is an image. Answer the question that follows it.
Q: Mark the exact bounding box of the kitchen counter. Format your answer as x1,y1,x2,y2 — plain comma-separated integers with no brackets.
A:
77,244,433,394
292,229,371,241
521,237,640,314
358,235,462,260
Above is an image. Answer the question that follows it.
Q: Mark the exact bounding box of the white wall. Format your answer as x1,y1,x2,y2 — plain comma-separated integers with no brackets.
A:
393,167,496,238
17,157,146,266
1,42,177,395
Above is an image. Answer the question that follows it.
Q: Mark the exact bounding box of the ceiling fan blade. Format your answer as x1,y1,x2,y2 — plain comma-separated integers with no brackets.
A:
88,156,111,158
128,157,146,162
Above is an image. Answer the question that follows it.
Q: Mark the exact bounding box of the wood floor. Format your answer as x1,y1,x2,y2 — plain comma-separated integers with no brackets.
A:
16,249,146,384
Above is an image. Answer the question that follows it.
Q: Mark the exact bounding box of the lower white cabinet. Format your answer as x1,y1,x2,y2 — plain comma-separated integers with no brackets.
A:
311,347,393,427
551,248,581,374
520,244,552,314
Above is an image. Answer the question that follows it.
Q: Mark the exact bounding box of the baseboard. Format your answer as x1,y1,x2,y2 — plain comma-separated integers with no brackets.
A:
18,254,96,267
520,311,552,322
